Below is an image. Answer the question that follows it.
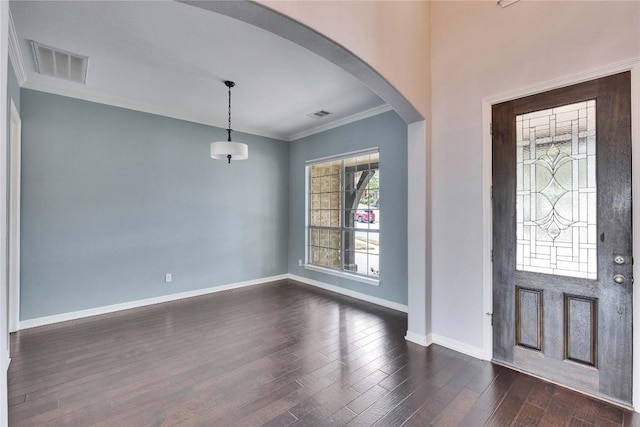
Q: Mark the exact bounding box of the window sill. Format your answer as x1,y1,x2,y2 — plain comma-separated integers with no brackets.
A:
302,264,380,286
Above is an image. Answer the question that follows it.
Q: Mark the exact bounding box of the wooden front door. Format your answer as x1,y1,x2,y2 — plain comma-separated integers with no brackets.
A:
492,72,632,405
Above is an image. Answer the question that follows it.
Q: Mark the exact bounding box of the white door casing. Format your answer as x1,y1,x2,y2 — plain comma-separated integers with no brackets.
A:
8,99,20,334
482,58,640,410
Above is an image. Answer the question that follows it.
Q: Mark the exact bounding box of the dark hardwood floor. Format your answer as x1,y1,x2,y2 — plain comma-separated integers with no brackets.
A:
7,280,639,426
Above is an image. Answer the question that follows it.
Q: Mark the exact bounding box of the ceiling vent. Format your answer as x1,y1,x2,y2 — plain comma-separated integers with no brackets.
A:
307,110,331,119
30,41,88,84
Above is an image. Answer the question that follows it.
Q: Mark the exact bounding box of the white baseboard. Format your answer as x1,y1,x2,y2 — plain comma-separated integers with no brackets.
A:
287,274,408,313
431,333,485,360
18,273,407,330
405,331,432,347
18,274,289,330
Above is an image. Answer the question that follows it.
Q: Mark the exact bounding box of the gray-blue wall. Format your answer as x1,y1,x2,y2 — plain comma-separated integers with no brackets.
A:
288,111,408,305
19,90,408,320
7,60,19,115
20,89,289,320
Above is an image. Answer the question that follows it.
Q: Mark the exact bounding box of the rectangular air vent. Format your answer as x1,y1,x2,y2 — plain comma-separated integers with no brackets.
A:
307,110,331,119
30,41,88,84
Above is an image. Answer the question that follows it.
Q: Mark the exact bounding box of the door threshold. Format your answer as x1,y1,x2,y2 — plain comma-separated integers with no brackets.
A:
492,359,634,412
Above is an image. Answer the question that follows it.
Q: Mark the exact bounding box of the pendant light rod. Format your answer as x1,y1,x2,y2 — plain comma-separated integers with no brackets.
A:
225,80,234,143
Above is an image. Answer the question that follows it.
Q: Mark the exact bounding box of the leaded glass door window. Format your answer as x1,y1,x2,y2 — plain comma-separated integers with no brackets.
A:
516,100,596,279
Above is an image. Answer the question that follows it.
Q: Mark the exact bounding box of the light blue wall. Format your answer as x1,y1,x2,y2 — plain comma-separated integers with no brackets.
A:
19,89,409,320
7,59,19,114
288,111,408,305
20,89,289,320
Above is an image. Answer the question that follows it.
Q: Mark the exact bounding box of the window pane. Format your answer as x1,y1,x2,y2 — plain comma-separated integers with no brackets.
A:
329,210,340,228
330,174,341,192
368,209,379,231
310,164,323,178
310,177,321,193
310,228,319,246
351,251,369,276
344,251,358,273
329,191,340,210
516,100,596,279
368,254,380,277
319,248,340,269
306,151,379,278
320,210,330,227
311,194,320,210
367,232,380,255
368,170,379,191
321,229,340,250
310,246,320,265
321,176,331,192
344,210,357,228
310,210,321,226
320,193,330,210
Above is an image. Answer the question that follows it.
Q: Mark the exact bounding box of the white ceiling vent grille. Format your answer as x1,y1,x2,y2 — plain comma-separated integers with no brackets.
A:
30,41,88,84
307,110,331,119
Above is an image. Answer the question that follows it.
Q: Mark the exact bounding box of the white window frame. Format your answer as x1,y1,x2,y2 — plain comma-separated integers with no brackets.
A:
304,147,380,286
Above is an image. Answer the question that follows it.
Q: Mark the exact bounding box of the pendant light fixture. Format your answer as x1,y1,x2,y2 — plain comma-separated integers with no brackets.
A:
210,80,248,164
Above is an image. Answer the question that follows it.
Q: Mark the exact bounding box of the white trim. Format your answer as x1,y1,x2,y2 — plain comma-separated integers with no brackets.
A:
289,104,393,141
7,10,26,85
305,146,380,165
406,120,430,347
484,58,640,104
481,58,640,410
482,98,494,362
287,273,408,313
302,264,379,286
405,331,432,347
18,274,288,330
18,272,407,331
0,4,9,425
304,171,310,266
432,333,485,360
8,100,20,334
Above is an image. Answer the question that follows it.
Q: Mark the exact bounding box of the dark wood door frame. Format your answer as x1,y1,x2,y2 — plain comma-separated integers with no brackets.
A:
481,61,640,409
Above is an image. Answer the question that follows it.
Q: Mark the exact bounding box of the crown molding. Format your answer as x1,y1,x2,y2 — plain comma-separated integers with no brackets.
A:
288,104,393,141
23,78,392,143
484,57,640,105
8,10,27,85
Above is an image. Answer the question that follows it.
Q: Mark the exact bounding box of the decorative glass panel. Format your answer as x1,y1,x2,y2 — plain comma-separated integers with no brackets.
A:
516,100,596,279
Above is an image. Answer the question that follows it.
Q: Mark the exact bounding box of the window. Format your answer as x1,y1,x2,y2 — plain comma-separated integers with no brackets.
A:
306,149,379,282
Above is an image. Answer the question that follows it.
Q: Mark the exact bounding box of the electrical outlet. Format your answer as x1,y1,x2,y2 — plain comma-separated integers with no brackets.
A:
165,273,172,283
298,259,302,266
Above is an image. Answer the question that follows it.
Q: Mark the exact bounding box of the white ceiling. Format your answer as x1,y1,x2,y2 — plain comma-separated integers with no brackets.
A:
9,1,389,141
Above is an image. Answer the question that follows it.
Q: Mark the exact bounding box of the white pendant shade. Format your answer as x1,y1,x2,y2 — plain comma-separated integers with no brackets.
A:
210,141,248,161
